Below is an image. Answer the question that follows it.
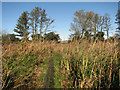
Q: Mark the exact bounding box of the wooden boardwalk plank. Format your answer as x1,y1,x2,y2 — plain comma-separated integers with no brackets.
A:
43,59,54,88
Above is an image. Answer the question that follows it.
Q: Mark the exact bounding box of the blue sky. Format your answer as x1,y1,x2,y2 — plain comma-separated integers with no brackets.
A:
1,0,120,2
2,2,118,40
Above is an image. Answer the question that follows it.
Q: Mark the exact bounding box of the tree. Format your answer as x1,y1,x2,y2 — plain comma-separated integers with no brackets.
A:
31,34,43,40
84,31,92,40
39,9,47,40
87,11,95,34
99,16,105,32
29,7,41,40
39,9,54,40
114,33,120,40
115,2,120,48
44,18,54,35
14,11,30,40
70,10,100,39
115,3,120,35
108,33,120,42
29,7,54,40
43,32,60,42
70,10,112,41
70,10,89,38
93,14,100,36
104,14,111,40
95,32,104,41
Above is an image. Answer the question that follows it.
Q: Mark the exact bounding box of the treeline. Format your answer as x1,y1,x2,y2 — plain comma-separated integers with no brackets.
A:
69,10,120,41
2,7,120,44
115,8,120,34
2,7,60,44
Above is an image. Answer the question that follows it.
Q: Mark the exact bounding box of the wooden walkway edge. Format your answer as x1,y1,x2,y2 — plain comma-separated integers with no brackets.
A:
43,59,54,88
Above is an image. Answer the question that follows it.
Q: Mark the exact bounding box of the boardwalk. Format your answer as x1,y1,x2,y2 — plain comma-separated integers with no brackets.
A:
43,59,54,88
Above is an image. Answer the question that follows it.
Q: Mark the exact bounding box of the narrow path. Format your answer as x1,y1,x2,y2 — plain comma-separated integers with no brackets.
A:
43,59,54,88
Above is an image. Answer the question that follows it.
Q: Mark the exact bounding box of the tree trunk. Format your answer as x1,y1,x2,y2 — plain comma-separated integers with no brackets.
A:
107,29,109,40
40,21,42,40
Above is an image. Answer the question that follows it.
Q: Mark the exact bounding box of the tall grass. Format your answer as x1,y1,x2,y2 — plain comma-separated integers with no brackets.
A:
2,39,119,89
57,40,119,88
2,40,56,89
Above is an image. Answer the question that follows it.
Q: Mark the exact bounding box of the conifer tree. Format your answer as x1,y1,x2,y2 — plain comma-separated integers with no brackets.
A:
14,11,29,40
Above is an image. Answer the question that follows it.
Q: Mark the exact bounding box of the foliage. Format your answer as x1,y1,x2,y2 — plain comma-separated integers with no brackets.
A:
104,14,111,39
29,7,41,40
95,32,104,41
31,34,43,41
108,33,120,43
29,7,54,40
43,32,60,42
14,11,30,40
115,8,120,34
14,7,54,41
69,10,111,40
84,31,92,40
2,34,20,44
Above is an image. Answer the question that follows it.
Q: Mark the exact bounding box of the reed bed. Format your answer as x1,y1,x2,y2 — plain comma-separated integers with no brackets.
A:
57,40,119,88
2,40,56,89
2,39,120,89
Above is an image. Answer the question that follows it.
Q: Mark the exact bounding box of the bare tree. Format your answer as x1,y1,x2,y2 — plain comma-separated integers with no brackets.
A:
104,14,111,40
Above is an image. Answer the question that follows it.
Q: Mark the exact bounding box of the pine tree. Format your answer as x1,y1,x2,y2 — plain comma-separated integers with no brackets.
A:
14,11,29,40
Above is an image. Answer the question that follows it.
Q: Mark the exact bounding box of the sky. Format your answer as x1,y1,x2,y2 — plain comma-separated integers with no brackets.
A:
2,2,118,40
1,0,120,2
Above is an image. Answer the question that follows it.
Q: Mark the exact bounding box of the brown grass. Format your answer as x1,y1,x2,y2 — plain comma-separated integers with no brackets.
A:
2,39,119,88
